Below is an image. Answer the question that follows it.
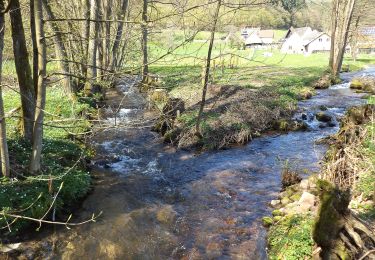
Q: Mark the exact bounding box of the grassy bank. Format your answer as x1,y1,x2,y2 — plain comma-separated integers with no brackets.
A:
0,86,93,236
266,104,375,259
150,50,375,150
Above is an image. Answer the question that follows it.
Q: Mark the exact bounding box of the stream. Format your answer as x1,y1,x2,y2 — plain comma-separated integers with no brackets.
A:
16,68,375,259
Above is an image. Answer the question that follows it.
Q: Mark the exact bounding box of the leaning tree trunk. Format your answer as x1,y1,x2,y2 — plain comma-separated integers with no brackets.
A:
0,0,10,177
81,0,91,78
330,0,356,77
30,0,38,94
336,0,356,75
195,0,222,135
84,0,100,95
141,0,149,82
104,0,113,70
329,0,339,69
110,0,129,72
30,0,47,173
9,0,36,141
42,0,74,97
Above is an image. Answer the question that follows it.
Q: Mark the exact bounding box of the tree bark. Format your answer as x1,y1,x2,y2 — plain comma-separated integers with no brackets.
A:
84,0,100,95
9,0,36,141
336,0,356,75
82,0,91,77
195,0,222,135
110,0,129,72
0,0,10,177
30,0,39,95
29,0,47,173
42,0,74,97
141,0,149,82
104,0,113,70
330,0,356,77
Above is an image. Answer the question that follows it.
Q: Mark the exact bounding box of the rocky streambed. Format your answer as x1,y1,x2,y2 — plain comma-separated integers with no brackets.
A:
3,67,375,259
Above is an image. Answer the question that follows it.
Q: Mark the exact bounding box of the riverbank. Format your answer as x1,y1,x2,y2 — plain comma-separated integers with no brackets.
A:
2,67,372,258
0,86,94,240
151,63,375,150
265,104,375,259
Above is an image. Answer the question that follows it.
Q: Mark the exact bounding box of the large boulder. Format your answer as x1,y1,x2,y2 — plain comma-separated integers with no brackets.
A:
313,75,332,89
316,112,332,122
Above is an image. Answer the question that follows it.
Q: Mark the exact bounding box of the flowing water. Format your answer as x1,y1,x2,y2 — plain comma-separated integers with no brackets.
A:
15,68,375,259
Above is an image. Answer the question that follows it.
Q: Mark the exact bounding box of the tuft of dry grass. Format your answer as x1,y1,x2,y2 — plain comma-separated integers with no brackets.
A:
322,105,375,190
165,86,297,150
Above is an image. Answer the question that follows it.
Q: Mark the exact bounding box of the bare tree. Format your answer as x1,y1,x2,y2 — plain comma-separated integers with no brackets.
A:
42,0,74,97
9,0,36,140
110,0,129,72
195,0,222,136
84,0,100,95
141,0,149,82
0,0,10,177
30,0,38,94
30,0,47,173
329,0,356,77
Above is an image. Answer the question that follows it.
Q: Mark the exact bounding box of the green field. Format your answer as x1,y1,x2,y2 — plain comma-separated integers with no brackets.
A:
148,33,375,150
148,36,375,90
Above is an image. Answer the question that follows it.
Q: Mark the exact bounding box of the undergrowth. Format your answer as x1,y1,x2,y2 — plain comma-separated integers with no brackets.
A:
0,87,94,236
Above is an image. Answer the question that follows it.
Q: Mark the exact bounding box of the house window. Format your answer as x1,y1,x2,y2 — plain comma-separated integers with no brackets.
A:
289,45,292,50
327,38,329,42
319,38,322,42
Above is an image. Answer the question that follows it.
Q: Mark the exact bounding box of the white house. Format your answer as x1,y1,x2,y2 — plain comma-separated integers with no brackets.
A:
241,27,275,47
281,27,331,55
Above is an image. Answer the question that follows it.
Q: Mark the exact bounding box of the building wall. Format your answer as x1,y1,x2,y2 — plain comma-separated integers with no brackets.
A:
305,34,331,55
281,34,305,54
261,37,274,44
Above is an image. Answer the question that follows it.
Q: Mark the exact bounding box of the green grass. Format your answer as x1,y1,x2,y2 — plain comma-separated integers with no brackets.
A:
150,41,375,91
268,214,315,260
355,122,375,200
149,38,375,150
0,86,93,235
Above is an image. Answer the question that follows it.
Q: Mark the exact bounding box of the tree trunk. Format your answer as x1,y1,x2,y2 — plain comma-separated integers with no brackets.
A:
81,0,91,77
141,0,149,82
30,0,38,95
9,0,36,141
110,0,129,72
330,0,356,77
42,0,74,97
0,0,10,177
84,0,100,95
97,8,104,81
336,0,356,75
29,0,47,173
104,0,113,70
195,0,222,135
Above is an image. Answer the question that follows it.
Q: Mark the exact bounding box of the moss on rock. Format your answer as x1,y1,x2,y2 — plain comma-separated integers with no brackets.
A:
313,180,351,258
262,216,274,227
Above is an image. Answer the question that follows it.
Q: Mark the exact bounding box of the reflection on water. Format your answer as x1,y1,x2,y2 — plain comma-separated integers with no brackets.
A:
23,68,374,259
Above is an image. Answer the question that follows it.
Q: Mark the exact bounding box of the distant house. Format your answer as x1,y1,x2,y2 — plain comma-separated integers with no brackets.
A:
281,27,331,55
356,27,375,54
241,27,275,47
